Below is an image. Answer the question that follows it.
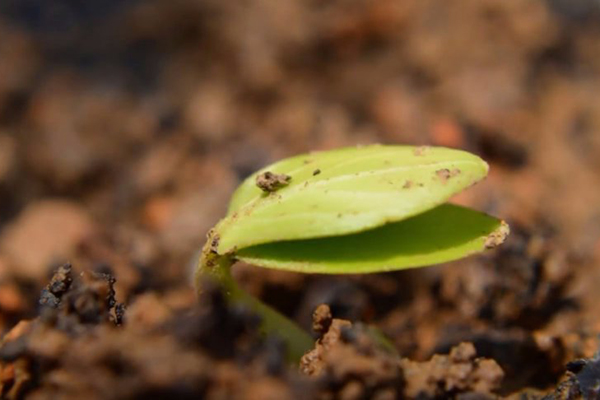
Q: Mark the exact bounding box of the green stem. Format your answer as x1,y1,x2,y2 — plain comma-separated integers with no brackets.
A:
195,240,314,362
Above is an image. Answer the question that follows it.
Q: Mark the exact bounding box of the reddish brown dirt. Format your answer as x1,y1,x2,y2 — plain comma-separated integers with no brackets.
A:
2,0,600,398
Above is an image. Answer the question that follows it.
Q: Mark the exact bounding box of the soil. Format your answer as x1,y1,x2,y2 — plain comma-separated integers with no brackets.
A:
256,171,292,193
2,0,600,399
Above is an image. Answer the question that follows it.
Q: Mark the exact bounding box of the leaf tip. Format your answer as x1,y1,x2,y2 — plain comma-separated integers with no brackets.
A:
484,220,510,249
482,159,490,175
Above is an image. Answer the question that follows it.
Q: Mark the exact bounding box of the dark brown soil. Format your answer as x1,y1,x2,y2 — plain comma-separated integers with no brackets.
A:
3,0,600,398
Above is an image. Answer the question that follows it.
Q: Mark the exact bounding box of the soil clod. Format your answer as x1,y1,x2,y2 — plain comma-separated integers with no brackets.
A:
311,304,332,335
255,171,291,192
39,263,73,309
401,342,504,399
301,306,504,399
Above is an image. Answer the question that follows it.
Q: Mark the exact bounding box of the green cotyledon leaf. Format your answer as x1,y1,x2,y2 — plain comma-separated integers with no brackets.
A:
235,204,509,274
214,145,490,254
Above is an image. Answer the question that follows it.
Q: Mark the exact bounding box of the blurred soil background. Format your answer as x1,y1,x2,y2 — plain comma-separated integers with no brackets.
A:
3,0,600,398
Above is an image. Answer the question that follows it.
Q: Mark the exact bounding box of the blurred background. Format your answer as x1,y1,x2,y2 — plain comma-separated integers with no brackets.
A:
2,0,600,383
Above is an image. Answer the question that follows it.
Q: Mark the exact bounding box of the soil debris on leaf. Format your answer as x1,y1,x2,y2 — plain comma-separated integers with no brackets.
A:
436,168,462,183
485,221,511,249
255,171,291,192
312,169,321,176
209,231,220,253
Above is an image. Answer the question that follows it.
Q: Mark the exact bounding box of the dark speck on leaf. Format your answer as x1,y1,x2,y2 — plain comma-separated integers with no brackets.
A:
313,169,321,176
210,233,220,252
436,168,461,183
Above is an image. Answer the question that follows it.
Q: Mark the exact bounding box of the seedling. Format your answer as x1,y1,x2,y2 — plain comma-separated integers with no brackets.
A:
195,145,509,360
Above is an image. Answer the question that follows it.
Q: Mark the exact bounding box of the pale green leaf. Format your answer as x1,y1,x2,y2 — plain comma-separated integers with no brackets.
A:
215,145,489,253
235,204,507,274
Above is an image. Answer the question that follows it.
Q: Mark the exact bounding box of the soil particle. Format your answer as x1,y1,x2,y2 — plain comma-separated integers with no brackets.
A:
209,231,220,253
313,169,321,176
256,171,292,192
312,304,332,336
436,168,462,183
39,263,73,309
